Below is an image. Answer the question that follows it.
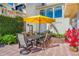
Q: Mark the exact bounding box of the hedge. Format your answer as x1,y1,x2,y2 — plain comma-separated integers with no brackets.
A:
50,33,65,38
0,15,23,35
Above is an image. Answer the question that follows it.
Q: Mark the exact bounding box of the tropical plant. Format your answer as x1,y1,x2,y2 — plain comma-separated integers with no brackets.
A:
0,34,16,45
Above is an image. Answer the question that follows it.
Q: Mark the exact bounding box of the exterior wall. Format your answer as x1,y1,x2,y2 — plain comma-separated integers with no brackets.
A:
77,12,79,28
25,4,39,16
1,3,13,11
49,4,70,34
0,7,26,18
64,4,79,19
47,18,70,34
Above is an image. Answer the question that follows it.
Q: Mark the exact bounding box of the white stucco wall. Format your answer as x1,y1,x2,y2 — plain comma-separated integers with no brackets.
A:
25,4,39,16
47,18,70,34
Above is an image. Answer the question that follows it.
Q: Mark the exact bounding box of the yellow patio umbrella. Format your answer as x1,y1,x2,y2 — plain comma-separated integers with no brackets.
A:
23,15,55,24
23,15,56,33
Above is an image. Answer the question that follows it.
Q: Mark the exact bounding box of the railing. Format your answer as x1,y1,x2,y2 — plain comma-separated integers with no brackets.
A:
0,7,27,18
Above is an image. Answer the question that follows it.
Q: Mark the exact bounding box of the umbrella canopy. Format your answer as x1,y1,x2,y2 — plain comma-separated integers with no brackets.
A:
23,15,56,33
23,15,55,24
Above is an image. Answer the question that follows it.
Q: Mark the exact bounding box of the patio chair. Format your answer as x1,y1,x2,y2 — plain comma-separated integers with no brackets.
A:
36,33,50,50
17,33,33,55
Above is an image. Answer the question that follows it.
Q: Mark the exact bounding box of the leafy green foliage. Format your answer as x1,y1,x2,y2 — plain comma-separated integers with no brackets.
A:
50,33,65,38
0,35,3,44
0,34,16,45
0,15,23,35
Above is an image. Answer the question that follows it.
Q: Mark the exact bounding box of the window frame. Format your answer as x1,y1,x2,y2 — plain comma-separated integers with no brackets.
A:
40,9,45,16
54,6,62,18
45,8,53,18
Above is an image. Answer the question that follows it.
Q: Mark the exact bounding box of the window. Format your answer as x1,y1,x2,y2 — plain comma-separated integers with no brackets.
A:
2,9,4,13
12,8,15,10
16,6,23,11
40,8,53,18
16,4,26,12
41,3,45,6
2,8,7,15
54,6,62,18
40,10,45,16
0,4,3,7
46,8,53,18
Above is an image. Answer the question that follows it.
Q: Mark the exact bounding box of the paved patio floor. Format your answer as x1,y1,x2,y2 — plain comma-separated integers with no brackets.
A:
0,38,79,56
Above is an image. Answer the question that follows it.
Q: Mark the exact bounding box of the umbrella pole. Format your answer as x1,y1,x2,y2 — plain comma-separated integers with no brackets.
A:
39,23,40,34
38,18,40,40
39,18,40,34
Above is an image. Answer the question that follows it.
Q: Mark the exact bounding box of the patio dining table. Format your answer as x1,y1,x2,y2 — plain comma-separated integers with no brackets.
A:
22,32,45,41
27,34,45,41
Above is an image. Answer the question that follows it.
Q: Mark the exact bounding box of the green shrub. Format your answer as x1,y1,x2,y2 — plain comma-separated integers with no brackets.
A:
0,35,3,44
51,33,65,38
0,15,23,35
0,34,16,45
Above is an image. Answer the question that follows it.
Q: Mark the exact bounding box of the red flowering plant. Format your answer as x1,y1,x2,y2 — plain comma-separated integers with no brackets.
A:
65,28,79,51
65,28,79,47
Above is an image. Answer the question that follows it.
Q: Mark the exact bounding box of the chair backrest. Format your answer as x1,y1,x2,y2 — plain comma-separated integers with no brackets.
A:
17,33,27,47
44,33,49,41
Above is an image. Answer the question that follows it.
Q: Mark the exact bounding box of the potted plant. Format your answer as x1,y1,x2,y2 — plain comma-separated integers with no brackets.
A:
65,28,78,52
